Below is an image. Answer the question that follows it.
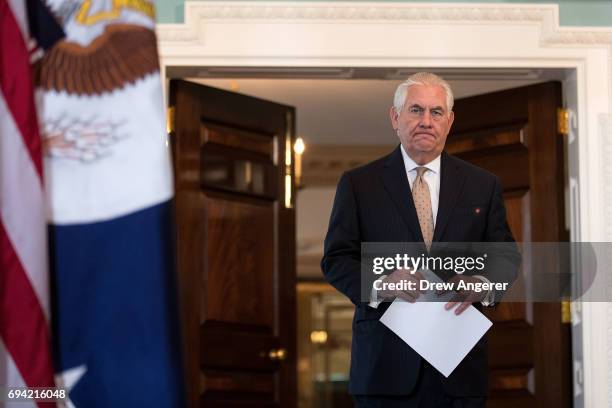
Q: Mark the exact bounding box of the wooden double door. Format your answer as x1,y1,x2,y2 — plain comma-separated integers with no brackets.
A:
170,80,296,407
169,78,571,408
449,82,571,407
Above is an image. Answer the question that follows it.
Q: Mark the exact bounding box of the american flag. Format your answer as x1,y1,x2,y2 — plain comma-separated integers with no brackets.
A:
0,0,60,406
2,2,184,406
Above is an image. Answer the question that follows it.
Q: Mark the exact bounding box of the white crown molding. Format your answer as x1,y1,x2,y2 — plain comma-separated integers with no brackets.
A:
157,2,612,48
542,29,612,47
181,2,550,23
156,23,199,43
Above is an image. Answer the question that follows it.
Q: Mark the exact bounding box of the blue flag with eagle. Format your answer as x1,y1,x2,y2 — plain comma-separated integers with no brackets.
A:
36,1,185,406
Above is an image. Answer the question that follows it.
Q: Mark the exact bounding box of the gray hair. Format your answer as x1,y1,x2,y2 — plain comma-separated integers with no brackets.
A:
393,72,454,115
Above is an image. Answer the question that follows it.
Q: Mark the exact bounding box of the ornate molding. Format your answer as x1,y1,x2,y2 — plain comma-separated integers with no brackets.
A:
540,27,612,47
183,4,548,22
156,23,201,42
157,2,612,47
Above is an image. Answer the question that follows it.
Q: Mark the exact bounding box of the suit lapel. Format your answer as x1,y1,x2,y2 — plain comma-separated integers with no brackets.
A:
433,152,465,242
380,146,424,242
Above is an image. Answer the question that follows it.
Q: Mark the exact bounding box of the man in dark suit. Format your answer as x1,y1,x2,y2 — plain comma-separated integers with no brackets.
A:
321,72,519,407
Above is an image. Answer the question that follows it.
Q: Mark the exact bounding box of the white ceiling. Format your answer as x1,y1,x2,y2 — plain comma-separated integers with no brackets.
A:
189,73,563,145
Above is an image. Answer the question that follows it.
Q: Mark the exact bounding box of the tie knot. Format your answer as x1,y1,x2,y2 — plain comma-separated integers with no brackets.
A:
416,167,427,177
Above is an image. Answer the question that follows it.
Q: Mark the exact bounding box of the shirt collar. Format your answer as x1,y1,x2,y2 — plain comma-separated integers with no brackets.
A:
400,144,441,175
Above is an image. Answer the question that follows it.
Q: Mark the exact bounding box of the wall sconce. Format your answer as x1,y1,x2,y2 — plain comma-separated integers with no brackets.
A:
294,137,305,189
310,330,328,344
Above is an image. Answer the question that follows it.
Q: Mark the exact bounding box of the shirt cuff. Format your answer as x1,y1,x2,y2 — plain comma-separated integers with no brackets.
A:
368,275,388,309
473,275,495,306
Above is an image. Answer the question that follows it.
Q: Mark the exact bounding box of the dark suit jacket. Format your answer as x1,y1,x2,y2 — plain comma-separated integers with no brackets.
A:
321,146,519,397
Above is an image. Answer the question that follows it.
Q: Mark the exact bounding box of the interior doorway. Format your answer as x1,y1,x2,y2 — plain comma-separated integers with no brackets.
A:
169,80,297,407
159,3,612,403
169,67,577,407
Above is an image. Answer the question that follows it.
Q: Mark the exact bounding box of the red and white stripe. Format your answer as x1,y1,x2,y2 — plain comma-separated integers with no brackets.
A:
0,0,56,405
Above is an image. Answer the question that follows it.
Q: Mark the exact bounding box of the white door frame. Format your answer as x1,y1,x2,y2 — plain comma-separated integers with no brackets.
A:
158,2,612,406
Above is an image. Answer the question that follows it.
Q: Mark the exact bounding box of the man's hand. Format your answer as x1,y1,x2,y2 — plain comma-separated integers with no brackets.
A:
378,268,426,303
438,275,487,315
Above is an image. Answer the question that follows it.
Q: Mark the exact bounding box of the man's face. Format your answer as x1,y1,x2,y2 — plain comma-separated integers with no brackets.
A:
390,84,454,163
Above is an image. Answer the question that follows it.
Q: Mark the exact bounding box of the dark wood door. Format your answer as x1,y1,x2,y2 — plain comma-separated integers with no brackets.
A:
447,82,571,408
169,80,296,408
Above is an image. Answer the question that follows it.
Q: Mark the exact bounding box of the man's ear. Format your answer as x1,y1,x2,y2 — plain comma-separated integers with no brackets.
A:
389,106,399,129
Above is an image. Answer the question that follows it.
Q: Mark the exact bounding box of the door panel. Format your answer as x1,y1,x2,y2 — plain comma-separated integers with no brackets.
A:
170,80,296,408
448,82,570,408
205,197,275,326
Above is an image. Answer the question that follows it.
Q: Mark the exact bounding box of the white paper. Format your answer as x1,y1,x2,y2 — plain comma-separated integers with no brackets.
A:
379,272,492,377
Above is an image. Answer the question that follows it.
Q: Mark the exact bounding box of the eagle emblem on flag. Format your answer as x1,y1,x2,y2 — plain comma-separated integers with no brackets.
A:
37,23,159,95
38,0,161,162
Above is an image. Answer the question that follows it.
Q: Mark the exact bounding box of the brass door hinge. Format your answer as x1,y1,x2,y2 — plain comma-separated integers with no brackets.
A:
557,108,569,136
166,106,175,134
561,300,571,324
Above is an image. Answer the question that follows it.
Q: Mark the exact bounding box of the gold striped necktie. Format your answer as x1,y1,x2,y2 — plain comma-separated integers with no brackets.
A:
412,167,434,250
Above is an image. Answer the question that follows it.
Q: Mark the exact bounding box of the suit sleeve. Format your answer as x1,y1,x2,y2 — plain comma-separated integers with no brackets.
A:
321,172,364,305
482,176,521,301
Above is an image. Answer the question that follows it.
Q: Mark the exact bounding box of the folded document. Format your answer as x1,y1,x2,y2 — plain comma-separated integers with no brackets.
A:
379,272,493,377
